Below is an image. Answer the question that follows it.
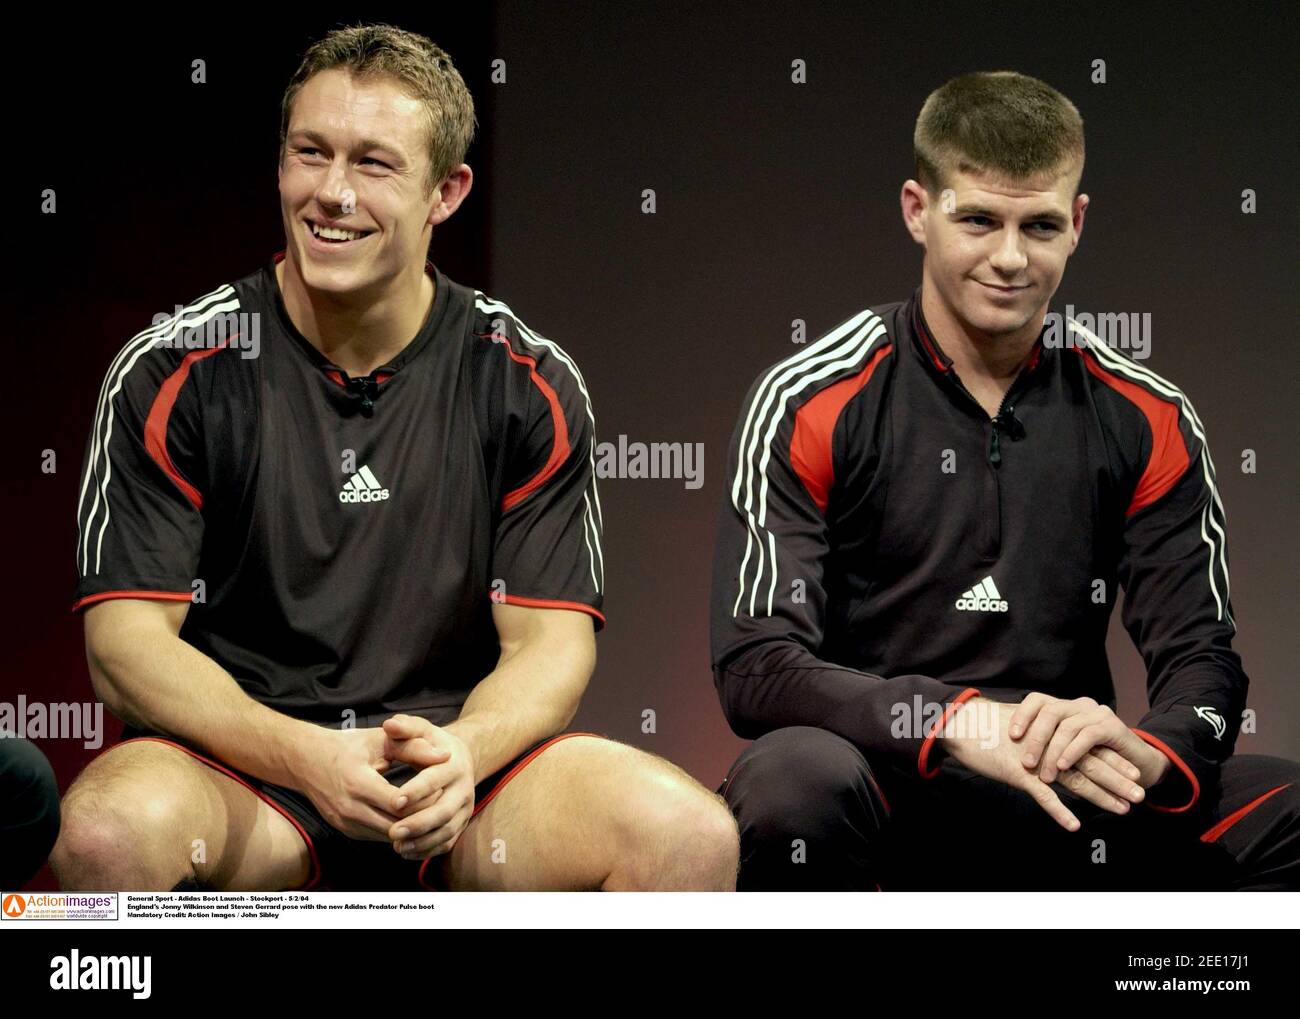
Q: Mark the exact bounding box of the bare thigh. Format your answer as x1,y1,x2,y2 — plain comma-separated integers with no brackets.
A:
429,735,731,891
58,740,311,891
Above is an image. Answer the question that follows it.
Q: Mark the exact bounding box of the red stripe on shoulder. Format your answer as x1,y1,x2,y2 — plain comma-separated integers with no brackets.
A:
789,344,891,513
1077,349,1189,516
144,341,229,511
476,331,570,512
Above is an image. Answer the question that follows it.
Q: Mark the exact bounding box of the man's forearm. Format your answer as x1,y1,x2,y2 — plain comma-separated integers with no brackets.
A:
89,623,323,792
444,636,589,782
716,640,978,775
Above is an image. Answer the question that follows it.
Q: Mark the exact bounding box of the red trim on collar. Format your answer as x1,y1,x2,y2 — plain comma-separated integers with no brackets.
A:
912,301,951,372
911,292,1047,375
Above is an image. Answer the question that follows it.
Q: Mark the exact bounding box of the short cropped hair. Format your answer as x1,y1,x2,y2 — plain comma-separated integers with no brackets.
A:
914,71,1085,200
279,22,478,198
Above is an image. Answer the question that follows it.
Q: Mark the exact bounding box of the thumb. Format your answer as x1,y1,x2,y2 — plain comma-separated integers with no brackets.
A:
383,714,426,736
388,735,450,767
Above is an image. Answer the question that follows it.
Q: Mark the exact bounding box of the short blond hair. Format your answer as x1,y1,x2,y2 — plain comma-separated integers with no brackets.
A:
279,22,477,198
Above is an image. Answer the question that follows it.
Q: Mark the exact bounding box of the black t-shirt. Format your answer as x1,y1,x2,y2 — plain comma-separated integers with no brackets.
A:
74,252,604,725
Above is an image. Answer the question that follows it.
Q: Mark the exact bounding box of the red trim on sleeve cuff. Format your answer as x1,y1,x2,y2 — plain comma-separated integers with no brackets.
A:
494,593,606,629
1131,728,1201,812
71,590,194,613
918,687,982,779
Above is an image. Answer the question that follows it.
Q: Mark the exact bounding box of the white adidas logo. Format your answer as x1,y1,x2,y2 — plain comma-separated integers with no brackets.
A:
955,575,1009,613
338,464,390,504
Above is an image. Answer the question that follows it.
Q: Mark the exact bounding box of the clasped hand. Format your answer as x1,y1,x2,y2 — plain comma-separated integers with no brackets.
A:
301,714,477,859
943,694,1169,831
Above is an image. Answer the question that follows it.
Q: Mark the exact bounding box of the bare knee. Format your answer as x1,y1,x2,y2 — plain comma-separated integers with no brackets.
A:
610,761,741,891
668,791,741,890
52,799,172,890
51,749,198,890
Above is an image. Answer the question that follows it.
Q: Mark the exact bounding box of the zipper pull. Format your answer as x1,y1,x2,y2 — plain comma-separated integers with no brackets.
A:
344,374,378,413
989,424,1002,465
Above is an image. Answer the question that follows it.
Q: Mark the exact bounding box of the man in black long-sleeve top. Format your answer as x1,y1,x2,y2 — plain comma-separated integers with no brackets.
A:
710,71,1299,891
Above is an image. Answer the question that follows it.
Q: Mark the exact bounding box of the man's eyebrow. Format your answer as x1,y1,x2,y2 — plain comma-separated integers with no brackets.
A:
287,129,407,159
952,204,1070,227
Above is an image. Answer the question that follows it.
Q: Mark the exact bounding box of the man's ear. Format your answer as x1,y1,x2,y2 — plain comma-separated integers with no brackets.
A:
429,164,474,227
900,180,929,247
1069,193,1090,253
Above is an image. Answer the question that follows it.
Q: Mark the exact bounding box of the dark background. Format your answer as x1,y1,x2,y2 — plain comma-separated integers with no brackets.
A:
6,1,1297,890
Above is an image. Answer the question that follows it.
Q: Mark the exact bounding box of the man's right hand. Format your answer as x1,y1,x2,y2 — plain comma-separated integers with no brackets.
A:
939,697,1144,832
296,726,450,841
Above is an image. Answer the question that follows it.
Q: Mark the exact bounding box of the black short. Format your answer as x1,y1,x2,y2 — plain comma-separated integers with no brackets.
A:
116,723,602,891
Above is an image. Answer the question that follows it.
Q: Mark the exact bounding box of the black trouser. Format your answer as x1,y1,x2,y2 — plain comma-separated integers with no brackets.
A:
720,726,1300,891
0,738,61,889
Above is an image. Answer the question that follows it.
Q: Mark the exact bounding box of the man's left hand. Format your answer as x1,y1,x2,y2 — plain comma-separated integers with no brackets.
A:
380,714,477,860
1009,693,1171,791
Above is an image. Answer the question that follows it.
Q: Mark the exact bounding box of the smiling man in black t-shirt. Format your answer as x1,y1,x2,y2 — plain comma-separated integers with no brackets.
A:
52,24,738,892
